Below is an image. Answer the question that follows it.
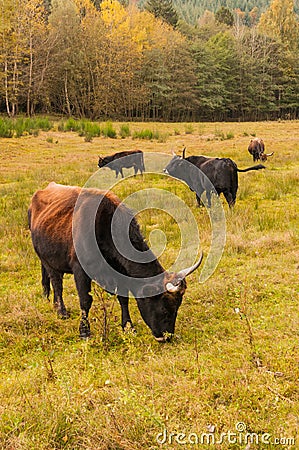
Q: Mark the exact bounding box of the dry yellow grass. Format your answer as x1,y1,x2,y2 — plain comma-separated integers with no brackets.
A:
0,119,298,449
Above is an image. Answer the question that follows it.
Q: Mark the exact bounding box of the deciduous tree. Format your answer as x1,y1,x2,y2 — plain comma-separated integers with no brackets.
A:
258,0,299,50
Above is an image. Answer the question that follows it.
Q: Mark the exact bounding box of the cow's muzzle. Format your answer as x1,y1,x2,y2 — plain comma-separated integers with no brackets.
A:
154,333,173,343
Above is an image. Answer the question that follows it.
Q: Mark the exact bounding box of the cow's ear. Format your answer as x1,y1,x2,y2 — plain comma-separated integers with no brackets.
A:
139,284,160,298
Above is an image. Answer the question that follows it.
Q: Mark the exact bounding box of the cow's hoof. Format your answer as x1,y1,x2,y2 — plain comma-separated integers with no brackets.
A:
57,309,69,319
123,322,136,333
79,319,91,339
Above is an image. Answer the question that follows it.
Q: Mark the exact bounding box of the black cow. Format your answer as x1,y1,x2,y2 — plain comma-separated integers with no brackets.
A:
28,182,202,342
248,138,273,162
98,150,145,178
164,151,265,207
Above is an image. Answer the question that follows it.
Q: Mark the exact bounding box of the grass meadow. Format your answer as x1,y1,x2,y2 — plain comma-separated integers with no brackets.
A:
0,120,298,449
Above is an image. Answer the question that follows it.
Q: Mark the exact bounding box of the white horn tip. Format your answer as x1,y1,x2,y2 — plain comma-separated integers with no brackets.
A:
166,282,180,293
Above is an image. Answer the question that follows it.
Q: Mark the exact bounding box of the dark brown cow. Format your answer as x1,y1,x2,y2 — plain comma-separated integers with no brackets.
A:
248,138,273,162
98,150,145,178
164,151,265,207
28,182,202,342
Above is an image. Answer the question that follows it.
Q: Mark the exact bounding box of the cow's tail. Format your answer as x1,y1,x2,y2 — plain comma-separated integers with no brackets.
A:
237,164,265,172
28,207,32,230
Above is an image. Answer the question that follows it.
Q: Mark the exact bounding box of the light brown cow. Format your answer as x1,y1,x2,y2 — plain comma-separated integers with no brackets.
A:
248,138,274,162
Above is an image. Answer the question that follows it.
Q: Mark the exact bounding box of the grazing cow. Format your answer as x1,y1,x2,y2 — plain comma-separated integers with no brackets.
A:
164,151,265,207
98,150,145,178
248,138,273,162
28,182,202,341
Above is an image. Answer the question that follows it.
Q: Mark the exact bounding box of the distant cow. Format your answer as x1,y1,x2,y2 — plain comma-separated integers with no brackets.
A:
98,150,145,178
248,138,273,162
28,182,203,341
164,151,265,207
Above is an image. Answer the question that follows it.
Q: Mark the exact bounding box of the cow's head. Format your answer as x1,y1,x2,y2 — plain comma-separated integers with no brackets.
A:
163,152,185,179
136,254,203,341
98,156,104,168
260,152,274,162
98,156,107,168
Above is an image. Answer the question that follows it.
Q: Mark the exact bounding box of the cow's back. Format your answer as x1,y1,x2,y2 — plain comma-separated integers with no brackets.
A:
29,183,82,271
29,182,80,236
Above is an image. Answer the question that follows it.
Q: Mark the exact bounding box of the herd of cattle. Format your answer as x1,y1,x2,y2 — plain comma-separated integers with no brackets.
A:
29,138,273,342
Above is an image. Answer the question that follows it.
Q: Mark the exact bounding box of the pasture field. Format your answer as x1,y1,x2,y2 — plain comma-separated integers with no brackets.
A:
0,120,298,450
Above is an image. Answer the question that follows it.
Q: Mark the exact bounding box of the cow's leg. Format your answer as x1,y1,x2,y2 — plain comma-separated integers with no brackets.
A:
49,270,68,318
73,265,93,338
223,190,235,208
120,168,124,178
196,194,204,207
41,264,50,298
206,190,212,208
133,165,138,176
117,294,134,331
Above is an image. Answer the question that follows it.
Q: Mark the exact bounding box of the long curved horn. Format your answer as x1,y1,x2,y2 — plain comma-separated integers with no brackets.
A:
171,149,176,156
265,152,274,156
182,147,186,159
176,251,203,279
166,251,203,292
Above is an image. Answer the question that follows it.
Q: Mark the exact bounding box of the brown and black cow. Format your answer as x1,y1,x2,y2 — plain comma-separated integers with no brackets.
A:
28,182,202,341
248,138,273,162
98,150,145,178
164,150,265,207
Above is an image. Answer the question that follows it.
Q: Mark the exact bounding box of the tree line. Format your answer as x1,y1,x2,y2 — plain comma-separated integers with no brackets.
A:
0,0,298,122
139,0,283,25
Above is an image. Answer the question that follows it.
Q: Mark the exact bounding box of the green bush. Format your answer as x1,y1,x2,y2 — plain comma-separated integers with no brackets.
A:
226,131,234,139
132,129,160,140
64,118,82,132
119,124,131,139
81,121,101,139
184,123,194,134
0,118,14,138
101,121,117,138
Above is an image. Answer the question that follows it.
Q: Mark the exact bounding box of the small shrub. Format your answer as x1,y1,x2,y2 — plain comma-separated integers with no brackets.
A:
64,118,81,132
101,121,117,138
226,131,234,140
132,129,161,140
14,119,26,138
215,128,225,140
184,123,194,134
84,133,93,142
82,121,101,138
174,128,180,135
46,137,53,144
0,118,14,138
119,124,131,139
34,117,52,131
